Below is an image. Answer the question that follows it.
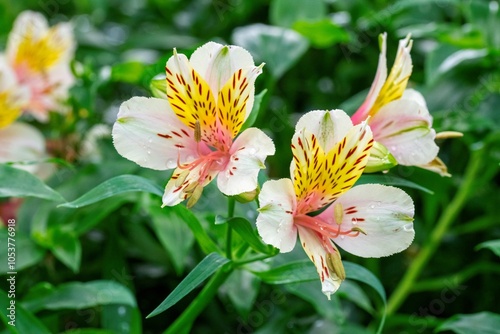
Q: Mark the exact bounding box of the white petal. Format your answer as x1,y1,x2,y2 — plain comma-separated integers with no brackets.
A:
112,97,199,170
297,226,344,299
190,42,255,95
0,122,46,174
294,109,353,152
217,128,275,196
370,99,438,165
256,179,297,252
402,88,427,109
351,33,388,124
323,184,415,258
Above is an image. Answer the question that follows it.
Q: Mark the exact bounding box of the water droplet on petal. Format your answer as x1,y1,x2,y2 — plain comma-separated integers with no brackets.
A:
403,223,414,232
340,235,345,240
391,146,397,151
370,204,375,209
351,218,357,225
147,150,151,155
148,137,153,143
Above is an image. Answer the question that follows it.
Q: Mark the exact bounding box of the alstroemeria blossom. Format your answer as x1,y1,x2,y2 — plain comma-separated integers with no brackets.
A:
256,110,415,298
351,33,439,168
113,42,275,207
0,57,47,174
6,11,75,121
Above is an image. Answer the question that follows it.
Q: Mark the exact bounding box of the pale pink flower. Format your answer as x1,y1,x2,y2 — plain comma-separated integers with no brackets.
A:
6,11,75,121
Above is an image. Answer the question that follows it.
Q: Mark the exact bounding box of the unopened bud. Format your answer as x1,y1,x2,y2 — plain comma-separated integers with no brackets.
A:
364,141,398,173
150,77,167,99
233,186,259,203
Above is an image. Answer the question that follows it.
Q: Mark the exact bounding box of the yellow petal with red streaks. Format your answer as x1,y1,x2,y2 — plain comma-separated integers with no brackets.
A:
322,122,373,203
216,68,252,142
291,129,326,212
165,50,218,146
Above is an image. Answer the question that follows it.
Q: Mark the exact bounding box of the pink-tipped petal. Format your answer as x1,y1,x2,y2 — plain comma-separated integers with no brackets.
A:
352,33,388,124
256,179,297,252
217,127,275,196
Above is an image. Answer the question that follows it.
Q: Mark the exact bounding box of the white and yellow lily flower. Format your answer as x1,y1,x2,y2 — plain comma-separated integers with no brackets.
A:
113,42,275,207
257,110,415,298
6,10,75,121
351,33,440,169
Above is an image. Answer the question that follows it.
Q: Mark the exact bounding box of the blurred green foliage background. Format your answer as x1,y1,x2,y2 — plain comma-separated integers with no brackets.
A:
0,0,499,333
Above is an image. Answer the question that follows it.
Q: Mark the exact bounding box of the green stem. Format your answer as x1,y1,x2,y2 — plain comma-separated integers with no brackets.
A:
164,268,232,334
226,197,236,260
386,147,485,315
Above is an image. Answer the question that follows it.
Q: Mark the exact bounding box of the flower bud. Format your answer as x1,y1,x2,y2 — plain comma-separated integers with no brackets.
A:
150,77,167,99
234,186,259,203
364,141,397,173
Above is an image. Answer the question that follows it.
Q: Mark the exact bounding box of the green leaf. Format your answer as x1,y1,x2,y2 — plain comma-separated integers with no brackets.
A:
343,261,387,334
436,312,500,334
149,204,195,275
293,19,350,48
60,175,163,208
60,330,116,334
101,304,142,334
337,280,374,314
170,204,220,255
21,281,136,313
425,44,487,85
0,289,51,334
253,260,387,333
357,174,434,194
270,0,326,28
240,89,267,131
223,269,261,319
232,24,309,79
475,239,500,257
48,229,82,273
147,252,230,318
0,230,45,274
111,61,147,84
252,260,316,284
225,217,276,255
0,164,65,202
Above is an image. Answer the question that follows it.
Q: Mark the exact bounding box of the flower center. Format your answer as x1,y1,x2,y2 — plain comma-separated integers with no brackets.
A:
294,212,365,241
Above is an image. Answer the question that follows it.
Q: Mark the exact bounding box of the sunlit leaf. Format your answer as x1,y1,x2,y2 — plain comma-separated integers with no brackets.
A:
232,24,309,79
294,19,350,48
475,239,500,257
111,61,147,84
147,253,230,318
0,164,65,202
270,0,326,28
60,175,163,208
436,312,500,334
21,281,136,313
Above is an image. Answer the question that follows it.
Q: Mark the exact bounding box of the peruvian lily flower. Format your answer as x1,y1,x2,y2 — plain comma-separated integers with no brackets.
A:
351,33,440,170
113,42,275,207
256,110,415,298
6,11,75,122
0,57,47,175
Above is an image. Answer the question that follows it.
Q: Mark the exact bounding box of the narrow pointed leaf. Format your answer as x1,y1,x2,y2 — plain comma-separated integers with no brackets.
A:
475,239,500,257
60,175,163,208
436,312,500,334
0,164,64,202
226,217,277,255
147,253,230,318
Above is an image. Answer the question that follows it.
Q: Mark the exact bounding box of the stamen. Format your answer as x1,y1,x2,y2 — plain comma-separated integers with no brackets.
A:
186,184,203,208
175,170,190,187
333,203,343,225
